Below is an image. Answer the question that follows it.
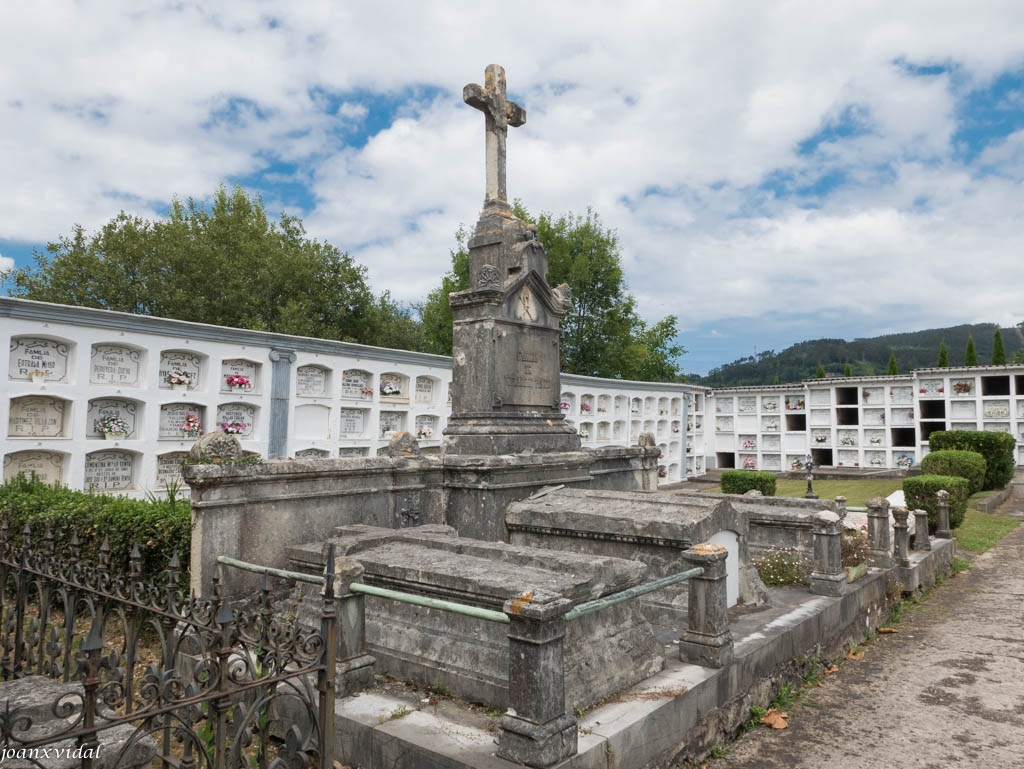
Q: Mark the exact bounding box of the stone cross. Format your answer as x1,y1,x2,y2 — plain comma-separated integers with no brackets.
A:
464,64,526,203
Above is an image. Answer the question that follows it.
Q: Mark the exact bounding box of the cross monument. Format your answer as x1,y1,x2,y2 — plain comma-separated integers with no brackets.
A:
464,64,526,204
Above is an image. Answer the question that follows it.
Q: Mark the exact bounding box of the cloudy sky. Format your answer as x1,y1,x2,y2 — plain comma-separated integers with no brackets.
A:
2,2,1023,374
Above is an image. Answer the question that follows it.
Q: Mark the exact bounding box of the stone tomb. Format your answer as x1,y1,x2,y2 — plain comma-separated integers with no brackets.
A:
287,524,663,714
506,487,768,626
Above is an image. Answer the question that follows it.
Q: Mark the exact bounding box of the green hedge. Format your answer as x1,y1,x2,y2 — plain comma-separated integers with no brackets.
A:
0,474,190,580
903,474,970,532
721,470,776,496
920,450,987,495
927,431,1015,490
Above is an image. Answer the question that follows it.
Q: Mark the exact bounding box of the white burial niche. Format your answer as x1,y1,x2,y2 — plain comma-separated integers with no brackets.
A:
89,343,143,387
9,336,72,384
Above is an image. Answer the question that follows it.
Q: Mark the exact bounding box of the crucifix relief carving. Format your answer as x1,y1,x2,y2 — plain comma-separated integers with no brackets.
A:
464,64,526,203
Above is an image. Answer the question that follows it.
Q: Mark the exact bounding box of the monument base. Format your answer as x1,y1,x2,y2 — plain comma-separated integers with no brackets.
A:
443,413,581,455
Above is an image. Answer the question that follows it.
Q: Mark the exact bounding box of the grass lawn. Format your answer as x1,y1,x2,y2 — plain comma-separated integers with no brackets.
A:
954,509,1021,553
716,478,903,507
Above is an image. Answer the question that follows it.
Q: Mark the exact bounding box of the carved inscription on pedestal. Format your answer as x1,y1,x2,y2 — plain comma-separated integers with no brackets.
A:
496,334,556,408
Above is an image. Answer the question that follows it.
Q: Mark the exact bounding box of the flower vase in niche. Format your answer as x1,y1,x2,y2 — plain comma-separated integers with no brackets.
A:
168,370,192,391
226,374,252,392
182,414,201,439
220,421,247,435
98,414,130,441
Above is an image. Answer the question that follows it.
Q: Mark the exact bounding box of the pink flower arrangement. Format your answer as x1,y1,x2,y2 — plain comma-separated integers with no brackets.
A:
183,414,201,435
580,402,592,412
220,421,247,434
226,374,252,389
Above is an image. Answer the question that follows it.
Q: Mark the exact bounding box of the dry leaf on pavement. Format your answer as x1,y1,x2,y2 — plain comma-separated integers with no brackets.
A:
760,709,790,729
878,627,898,634
824,664,839,675
847,648,865,661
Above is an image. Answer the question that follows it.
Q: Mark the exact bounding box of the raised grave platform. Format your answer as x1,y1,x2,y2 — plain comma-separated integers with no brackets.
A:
505,487,768,626
288,524,664,713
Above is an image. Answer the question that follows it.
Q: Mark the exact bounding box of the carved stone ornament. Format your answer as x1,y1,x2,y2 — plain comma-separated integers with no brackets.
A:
190,431,243,461
478,264,501,289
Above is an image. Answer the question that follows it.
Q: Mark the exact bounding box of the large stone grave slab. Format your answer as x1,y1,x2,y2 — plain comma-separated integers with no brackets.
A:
288,524,663,713
506,487,768,626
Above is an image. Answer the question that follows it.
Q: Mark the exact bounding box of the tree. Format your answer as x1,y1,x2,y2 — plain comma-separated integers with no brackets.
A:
964,335,978,366
937,340,949,367
815,362,826,378
1011,349,1024,365
772,374,780,385
992,328,1006,365
843,362,852,377
421,204,686,381
8,186,412,347
886,351,898,375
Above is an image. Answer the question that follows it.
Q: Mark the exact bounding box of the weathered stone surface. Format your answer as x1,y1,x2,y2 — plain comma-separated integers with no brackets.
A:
288,524,663,713
506,486,768,624
189,430,242,460
387,431,421,458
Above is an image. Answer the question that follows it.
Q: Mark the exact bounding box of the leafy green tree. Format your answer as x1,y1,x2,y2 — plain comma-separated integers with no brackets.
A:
843,362,852,377
772,374,780,385
421,204,685,381
9,186,412,347
964,335,978,366
886,352,898,375
1011,348,1024,365
937,340,949,367
815,362,826,378
992,328,1006,365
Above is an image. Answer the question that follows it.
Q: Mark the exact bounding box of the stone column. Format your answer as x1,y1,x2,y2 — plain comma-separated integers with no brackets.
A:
333,557,375,697
935,489,952,539
913,508,931,551
810,511,846,597
866,497,892,568
678,543,733,668
892,506,911,568
497,593,577,768
834,496,847,526
268,349,296,459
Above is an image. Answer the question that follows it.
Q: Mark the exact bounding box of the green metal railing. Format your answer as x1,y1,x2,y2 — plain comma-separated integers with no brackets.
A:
217,555,703,625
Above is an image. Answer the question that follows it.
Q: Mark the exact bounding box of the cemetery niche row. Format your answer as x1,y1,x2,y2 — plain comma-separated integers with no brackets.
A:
558,392,683,419
9,335,264,393
306,368,448,405
6,397,258,442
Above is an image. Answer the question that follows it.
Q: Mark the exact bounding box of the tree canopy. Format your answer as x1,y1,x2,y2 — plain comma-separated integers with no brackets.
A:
886,351,898,375
420,204,685,382
7,186,421,349
992,328,1006,365
965,335,978,366
937,340,949,367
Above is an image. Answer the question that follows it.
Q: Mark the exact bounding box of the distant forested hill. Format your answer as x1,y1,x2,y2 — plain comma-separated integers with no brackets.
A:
691,323,1024,387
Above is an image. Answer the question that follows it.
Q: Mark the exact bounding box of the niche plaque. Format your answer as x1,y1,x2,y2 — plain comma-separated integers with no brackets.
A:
84,450,134,491
8,397,68,438
89,344,141,386
9,338,70,382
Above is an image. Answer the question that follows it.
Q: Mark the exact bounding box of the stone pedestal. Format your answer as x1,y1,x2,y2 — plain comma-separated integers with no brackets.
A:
935,489,952,539
444,203,580,456
866,497,892,568
809,511,846,597
913,508,931,551
497,593,577,768
678,544,733,668
333,558,375,696
892,505,918,593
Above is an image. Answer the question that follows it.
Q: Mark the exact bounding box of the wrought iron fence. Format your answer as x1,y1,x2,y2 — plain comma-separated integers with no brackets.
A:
0,520,336,768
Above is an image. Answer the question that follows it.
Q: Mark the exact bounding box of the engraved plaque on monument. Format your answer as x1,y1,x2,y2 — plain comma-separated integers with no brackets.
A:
220,359,258,392
84,450,134,491
89,344,141,386
4,451,64,484
159,351,201,390
8,397,68,438
216,403,255,437
156,452,188,488
9,338,70,382
342,369,372,400
86,399,138,438
296,365,328,397
415,376,435,404
339,408,366,436
296,448,330,459
159,403,204,439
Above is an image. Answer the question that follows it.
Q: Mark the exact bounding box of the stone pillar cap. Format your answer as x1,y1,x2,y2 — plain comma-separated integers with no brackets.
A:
815,511,840,523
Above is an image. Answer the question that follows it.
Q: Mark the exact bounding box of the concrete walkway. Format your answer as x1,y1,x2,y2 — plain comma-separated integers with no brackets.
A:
701,507,1024,769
